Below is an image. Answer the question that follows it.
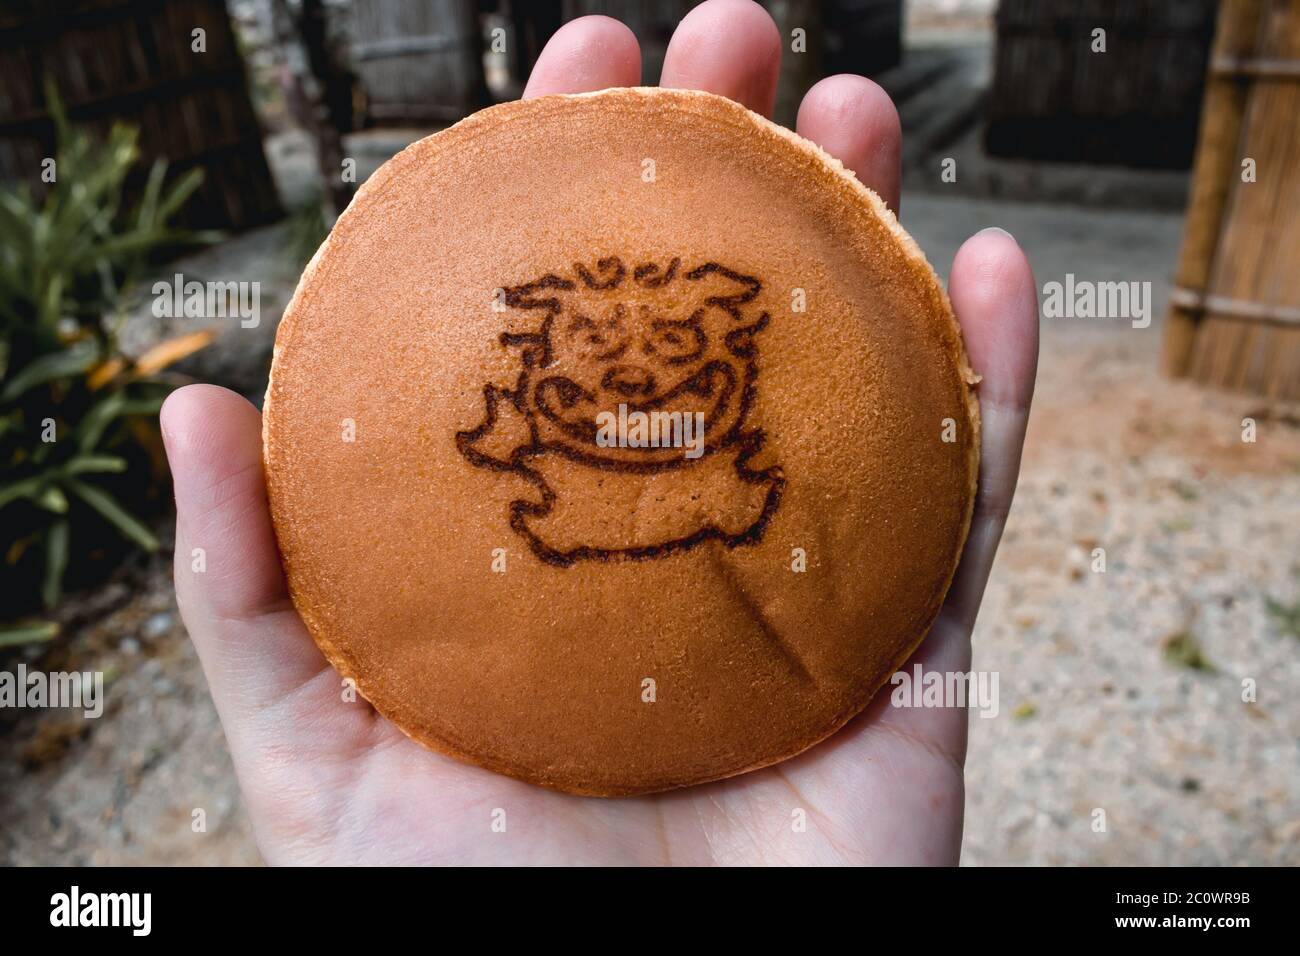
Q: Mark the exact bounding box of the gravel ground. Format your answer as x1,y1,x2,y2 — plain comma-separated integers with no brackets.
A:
911,196,1300,865
2,192,1297,866
0,560,259,866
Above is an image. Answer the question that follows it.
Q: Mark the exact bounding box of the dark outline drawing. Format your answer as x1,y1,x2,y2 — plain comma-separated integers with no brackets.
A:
456,255,785,567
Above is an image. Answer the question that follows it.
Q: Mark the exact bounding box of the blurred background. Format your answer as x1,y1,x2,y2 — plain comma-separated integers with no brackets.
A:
0,0,1296,865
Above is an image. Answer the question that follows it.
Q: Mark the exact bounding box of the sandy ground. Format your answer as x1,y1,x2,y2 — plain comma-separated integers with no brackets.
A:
2,186,1297,866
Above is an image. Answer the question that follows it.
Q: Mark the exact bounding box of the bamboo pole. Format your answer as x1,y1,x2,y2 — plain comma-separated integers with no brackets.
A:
1184,0,1300,400
1163,0,1264,379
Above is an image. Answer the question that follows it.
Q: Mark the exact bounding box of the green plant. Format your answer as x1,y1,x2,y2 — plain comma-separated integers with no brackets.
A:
1265,595,1300,641
285,190,332,268
0,86,216,635
1162,630,1215,672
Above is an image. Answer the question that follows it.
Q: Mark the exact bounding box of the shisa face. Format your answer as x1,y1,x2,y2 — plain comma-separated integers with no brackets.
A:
510,257,769,466
455,256,784,566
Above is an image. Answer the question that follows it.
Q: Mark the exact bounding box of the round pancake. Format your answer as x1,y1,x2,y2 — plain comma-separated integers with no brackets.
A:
264,87,980,796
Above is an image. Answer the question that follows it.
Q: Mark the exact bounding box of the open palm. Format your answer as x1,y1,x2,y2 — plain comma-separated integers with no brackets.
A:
163,0,1038,865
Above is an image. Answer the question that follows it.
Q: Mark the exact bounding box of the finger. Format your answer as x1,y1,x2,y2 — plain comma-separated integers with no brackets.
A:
523,15,641,98
857,228,1037,764
162,385,329,719
796,74,902,214
660,0,782,117
941,227,1040,635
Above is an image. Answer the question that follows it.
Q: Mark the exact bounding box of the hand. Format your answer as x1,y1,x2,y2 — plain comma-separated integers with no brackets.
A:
163,0,1038,865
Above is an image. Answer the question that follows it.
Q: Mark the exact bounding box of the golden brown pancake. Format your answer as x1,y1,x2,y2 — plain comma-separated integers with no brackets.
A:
264,87,980,796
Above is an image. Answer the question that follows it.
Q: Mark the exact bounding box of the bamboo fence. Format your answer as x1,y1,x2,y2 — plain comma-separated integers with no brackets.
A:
1164,0,1300,400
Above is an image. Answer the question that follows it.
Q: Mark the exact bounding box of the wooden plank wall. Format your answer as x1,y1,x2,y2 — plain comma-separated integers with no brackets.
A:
0,0,281,231
1166,0,1300,400
986,0,1218,169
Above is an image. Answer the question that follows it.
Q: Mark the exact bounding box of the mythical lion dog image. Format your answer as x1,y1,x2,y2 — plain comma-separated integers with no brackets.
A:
456,255,785,567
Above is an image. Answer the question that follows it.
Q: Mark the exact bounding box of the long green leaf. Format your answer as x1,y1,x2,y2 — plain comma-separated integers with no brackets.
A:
62,454,128,475
0,475,47,511
154,167,206,222
36,484,68,514
119,395,168,415
65,477,159,550
0,621,60,648
73,391,125,452
135,160,167,231
42,520,69,608
0,338,99,401
73,392,165,453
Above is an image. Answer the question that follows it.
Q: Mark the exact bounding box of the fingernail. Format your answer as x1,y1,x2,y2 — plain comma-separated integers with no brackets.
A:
978,226,1017,243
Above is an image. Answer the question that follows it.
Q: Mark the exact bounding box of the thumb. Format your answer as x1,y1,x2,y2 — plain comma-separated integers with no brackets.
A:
161,384,335,737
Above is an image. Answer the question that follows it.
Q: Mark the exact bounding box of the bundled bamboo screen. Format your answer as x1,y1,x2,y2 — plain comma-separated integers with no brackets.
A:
986,0,1218,168
1164,0,1300,401
0,0,280,231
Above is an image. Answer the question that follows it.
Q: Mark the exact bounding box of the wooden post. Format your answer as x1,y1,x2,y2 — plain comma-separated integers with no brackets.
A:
1163,0,1264,379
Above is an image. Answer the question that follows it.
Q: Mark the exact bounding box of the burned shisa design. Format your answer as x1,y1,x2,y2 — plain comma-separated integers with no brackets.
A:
457,255,785,567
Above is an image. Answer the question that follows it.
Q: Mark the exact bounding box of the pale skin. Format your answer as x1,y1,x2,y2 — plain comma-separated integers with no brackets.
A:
162,0,1038,865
